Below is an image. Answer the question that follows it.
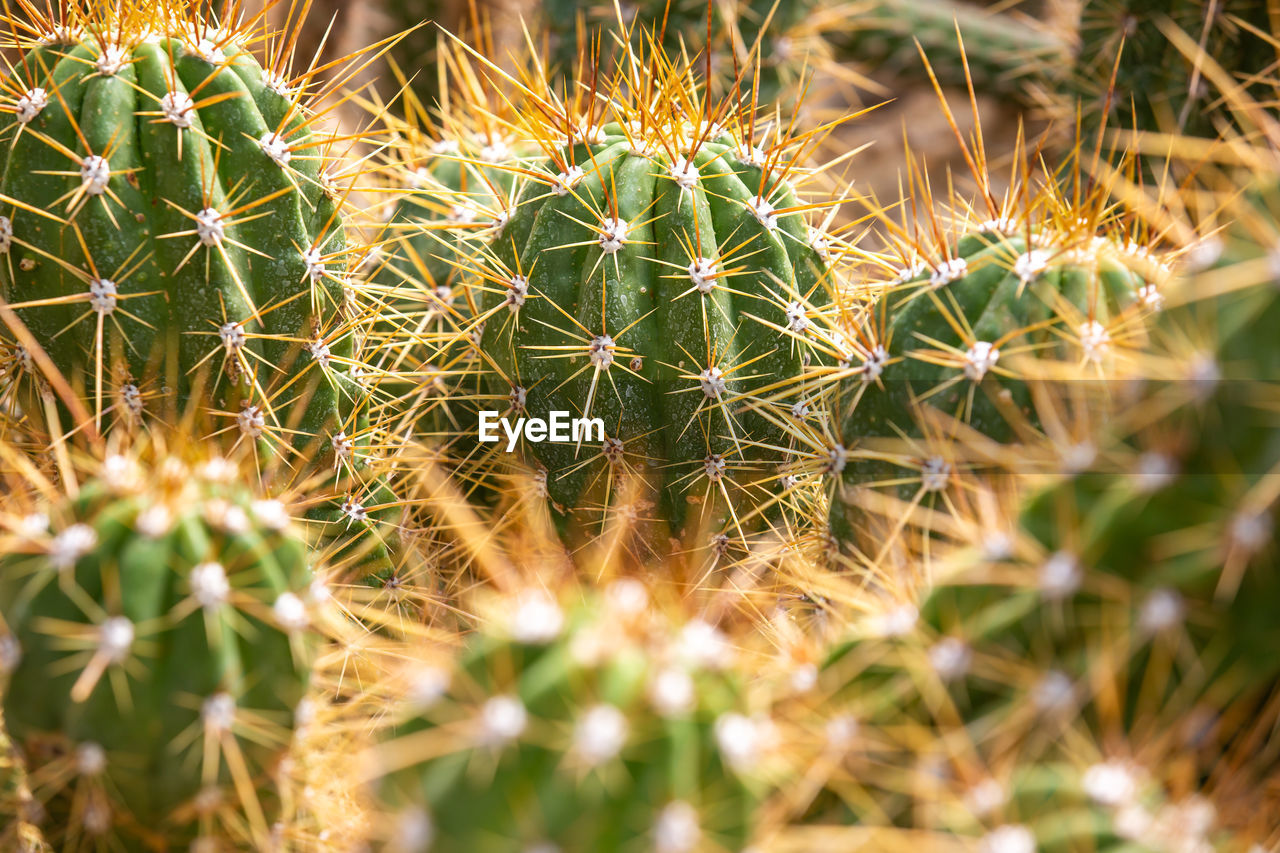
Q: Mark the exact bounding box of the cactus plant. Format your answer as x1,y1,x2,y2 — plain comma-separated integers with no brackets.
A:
0,450,325,850
373,581,779,852
463,39,838,552
0,0,376,467
813,153,1165,553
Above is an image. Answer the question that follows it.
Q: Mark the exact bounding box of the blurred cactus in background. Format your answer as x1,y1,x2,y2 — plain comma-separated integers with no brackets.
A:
372,582,782,852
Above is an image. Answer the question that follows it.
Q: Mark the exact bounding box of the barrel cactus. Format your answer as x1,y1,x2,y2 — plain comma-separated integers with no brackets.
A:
373,581,780,852
468,43,835,550
0,0,372,466
0,451,325,850
820,191,1164,551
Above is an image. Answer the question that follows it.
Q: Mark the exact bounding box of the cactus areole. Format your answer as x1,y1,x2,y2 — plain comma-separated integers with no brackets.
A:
0,22,359,447
479,121,830,545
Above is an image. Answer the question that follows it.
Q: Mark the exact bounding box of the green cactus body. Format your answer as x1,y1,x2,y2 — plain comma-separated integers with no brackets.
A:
0,25,362,453
0,456,321,849
376,585,768,852
477,121,829,547
827,221,1159,546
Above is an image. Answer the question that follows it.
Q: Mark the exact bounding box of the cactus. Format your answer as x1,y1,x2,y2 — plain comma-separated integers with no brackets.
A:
465,39,836,551
812,152,1165,553
0,451,325,850
373,582,778,852
362,46,521,452
0,0,374,466
796,163,1280,846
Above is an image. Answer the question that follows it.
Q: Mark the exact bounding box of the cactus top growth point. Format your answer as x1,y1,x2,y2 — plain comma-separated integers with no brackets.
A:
467,39,840,552
0,0,375,461
0,449,324,850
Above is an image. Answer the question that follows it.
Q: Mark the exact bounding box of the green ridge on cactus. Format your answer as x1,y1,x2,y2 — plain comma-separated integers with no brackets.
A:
476,119,830,547
0,24,363,454
0,455,322,850
376,583,769,853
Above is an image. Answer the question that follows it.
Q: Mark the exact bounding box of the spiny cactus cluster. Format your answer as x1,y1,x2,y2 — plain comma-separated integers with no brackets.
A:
0,449,327,850
2,0,1279,850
